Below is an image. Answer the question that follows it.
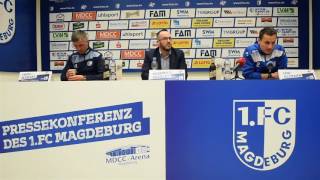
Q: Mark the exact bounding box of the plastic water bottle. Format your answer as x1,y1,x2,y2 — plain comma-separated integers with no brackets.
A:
209,57,216,80
109,59,116,80
224,59,232,80
151,57,158,70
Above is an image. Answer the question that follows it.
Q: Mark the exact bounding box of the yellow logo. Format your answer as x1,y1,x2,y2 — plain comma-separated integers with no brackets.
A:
150,19,170,29
213,38,235,48
192,18,213,28
172,39,192,48
192,59,211,68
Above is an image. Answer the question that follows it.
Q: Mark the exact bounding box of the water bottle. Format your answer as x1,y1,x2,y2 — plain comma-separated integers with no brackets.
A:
109,59,116,80
224,59,232,80
209,57,216,80
151,57,158,70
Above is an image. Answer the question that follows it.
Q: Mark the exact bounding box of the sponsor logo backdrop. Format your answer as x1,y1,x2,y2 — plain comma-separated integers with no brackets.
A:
41,0,308,71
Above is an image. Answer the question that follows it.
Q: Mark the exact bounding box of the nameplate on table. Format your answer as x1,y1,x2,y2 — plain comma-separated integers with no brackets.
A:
18,71,52,82
278,69,317,80
149,70,185,80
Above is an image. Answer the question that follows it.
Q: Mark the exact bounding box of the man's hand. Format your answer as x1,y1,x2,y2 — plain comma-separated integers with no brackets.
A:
66,69,77,78
271,72,279,79
261,72,279,80
67,75,86,81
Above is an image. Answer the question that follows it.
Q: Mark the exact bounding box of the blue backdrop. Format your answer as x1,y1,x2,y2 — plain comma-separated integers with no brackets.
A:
166,81,320,179
0,0,36,72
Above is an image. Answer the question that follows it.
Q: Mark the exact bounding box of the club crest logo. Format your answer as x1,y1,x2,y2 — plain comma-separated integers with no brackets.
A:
233,100,296,171
0,0,15,43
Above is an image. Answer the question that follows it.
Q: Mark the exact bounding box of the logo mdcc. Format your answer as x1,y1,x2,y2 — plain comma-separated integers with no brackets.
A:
233,100,296,171
0,0,15,43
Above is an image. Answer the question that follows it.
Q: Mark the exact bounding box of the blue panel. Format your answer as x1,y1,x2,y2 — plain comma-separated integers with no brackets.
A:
166,81,320,179
0,0,37,72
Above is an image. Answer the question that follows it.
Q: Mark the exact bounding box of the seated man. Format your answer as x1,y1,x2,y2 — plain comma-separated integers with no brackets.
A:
61,30,105,81
141,29,188,80
242,27,288,79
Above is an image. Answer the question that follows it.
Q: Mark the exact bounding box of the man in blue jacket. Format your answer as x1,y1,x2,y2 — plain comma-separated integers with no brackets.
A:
61,30,105,81
141,29,188,80
242,27,288,79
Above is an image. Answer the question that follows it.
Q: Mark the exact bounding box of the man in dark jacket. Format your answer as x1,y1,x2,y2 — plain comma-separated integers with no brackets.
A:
61,30,105,81
141,29,188,80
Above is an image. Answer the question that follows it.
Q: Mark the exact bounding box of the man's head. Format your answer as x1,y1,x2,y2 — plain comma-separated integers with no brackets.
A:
258,27,278,55
157,29,172,51
71,30,89,54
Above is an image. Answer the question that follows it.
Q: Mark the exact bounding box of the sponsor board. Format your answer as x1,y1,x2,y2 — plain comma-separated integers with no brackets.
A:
88,21,108,30
235,38,257,47
90,41,109,50
109,40,129,49
221,28,247,37
222,8,247,17
50,51,72,60
122,60,130,69
149,39,158,49
247,7,273,16
172,39,192,48
96,11,120,20
50,32,72,41
129,60,144,69
181,49,196,58
192,18,213,28
287,58,299,68
50,42,69,51
121,10,145,19
50,61,66,70
256,17,277,27
278,37,298,47
235,18,256,27
276,28,298,37
172,29,195,38
221,48,244,58
196,8,221,17
72,12,97,21
129,40,150,49
196,28,221,38
285,48,299,57
145,29,161,39
145,9,170,19
213,38,235,48
150,19,170,29
171,19,192,28
192,39,213,48
49,22,69,32
99,50,121,59
86,31,97,40
196,49,222,58
247,28,263,37
96,31,121,40
121,30,145,39
49,13,72,22
129,20,149,29
192,59,211,68
273,7,298,16
278,17,298,27
170,8,196,18
108,20,129,29
121,50,145,59
69,21,88,31
213,18,235,27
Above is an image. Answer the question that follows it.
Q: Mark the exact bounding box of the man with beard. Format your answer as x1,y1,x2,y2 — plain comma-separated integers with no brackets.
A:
141,29,188,80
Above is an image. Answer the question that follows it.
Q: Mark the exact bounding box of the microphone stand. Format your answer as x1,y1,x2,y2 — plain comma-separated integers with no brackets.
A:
231,68,244,80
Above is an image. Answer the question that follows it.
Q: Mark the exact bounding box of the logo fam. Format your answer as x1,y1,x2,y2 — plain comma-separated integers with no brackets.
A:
233,100,296,171
0,0,15,43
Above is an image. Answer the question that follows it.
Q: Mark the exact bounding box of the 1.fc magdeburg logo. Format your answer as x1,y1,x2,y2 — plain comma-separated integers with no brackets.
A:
0,0,15,43
233,100,296,171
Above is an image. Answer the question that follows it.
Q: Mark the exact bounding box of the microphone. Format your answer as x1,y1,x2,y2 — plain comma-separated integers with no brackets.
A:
233,57,246,72
266,61,274,73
